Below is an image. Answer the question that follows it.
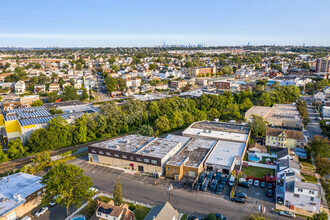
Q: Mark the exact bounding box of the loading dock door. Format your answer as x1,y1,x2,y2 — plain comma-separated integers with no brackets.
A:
92,154,99,163
138,165,144,172
188,171,196,178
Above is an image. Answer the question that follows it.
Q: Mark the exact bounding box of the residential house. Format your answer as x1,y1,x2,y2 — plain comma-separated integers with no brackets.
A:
323,86,330,98
144,202,179,220
170,80,187,90
265,127,304,148
322,106,330,119
62,82,71,88
276,159,301,180
49,83,60,92
74,82,83,89
313,91,326,102
34,84,46,93
131,78,142,87
94,200,134,220
14,80,25,94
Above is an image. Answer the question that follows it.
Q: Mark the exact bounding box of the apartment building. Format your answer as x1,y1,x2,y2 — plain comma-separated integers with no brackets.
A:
19,95,40,108
183,66,216,77
34,84,46,93
48,83,60,92
315,56,330,73
213,81,241,92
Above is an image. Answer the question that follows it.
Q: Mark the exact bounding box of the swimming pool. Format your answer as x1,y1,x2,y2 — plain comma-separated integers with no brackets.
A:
72,216,86,220
248,156,260,162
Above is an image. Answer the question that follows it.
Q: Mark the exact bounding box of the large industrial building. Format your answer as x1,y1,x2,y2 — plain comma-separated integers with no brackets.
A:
245,104,302,129
88,135,185,175
0,173,45,220
0,100,100,144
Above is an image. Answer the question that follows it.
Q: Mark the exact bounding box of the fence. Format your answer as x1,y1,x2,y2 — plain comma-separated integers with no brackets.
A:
65,192,153,220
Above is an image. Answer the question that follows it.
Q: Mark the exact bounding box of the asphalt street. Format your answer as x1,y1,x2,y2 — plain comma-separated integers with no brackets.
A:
305,105,324,139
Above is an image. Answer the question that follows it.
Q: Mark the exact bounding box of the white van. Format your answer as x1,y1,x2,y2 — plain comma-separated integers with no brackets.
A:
228,175,235,186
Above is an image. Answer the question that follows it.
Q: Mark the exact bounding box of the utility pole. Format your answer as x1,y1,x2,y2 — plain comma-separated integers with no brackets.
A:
168,184,173,203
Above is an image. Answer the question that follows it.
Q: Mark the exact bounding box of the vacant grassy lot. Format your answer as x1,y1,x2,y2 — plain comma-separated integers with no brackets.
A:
242,166,275,178
181,214,188,220
134,205,151,220
302,173,318,184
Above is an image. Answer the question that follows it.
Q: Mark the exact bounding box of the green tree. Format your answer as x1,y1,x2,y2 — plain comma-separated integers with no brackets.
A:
47,91,58,103
250,114,267,137
207,108,220,121
307,136,329,158
76,63,82,71
0,144,8,163
41,163,94,216
7,139,26,159
301,62,311,70
155,115,170,133
206,213,217,220
308,211,328,220
31,100,43,107
240,98,253,112
60,85,80,101
138,124,154,136
81,87,89,100
245,213,269,220
113,178,123,206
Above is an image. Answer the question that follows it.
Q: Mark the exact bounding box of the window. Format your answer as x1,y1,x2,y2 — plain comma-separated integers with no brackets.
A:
174,168,177,172
309,190,314,194
99,151,104,155
136,157,142,162
92,149,96,153
273,142,275,144
37,191,41,195
114,154,119,158
275,137,277,140
294,194,299,198
272,137,274,140
130,156,134,160
298,188,303,192
122,155,128,159
167,167,169,171
151,160,157,164
98,212,102,216
144,158,150,163
310,197,314,201
106,152,111,156
43,188,46,192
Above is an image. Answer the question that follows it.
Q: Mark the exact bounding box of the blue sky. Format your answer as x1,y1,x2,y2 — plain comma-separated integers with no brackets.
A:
1,0,330,47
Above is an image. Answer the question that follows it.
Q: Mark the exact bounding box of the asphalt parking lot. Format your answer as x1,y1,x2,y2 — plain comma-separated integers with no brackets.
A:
70,155,170,187
236,184,275,204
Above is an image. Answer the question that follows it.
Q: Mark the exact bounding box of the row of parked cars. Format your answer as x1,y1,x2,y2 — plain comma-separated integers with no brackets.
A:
194,171,233,195
238,178,276,198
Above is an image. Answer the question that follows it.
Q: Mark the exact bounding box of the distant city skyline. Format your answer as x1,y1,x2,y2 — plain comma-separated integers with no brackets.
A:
1,0,330,47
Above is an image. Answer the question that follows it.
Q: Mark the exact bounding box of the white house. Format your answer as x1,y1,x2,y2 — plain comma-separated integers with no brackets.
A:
323,86,330,98
322,106,330,119
14,80,25,94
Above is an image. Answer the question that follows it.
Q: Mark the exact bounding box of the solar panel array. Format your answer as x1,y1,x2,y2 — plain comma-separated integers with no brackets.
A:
3,107,52,121
18,112,85,126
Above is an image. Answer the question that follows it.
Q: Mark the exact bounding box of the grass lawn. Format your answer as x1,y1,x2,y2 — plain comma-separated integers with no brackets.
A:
134,205,151,220
181,214,188,220
242,166,275,178
302,173,318,184
300,160,314,169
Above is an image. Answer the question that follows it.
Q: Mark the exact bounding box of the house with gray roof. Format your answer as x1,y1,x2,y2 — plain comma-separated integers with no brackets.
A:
144,202,179,220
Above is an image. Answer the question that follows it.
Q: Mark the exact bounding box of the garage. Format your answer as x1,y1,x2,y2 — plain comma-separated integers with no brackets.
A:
188,171,196,178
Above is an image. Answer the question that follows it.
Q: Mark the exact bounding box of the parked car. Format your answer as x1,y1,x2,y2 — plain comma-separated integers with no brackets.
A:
194,182,202,190
200,179,209,191
228,175,235,186
215,213,227,220
216,183,225,194
21,217,31,220
214,172,222,181
260,181,266,188
248,179,253,185
207,171,214,180
199,172,207,183
266,189,274,197
221,176,228,184
231,197,245,203
49,195,59,207
235,192,247,199
280,211,296,218
266,183,273,189
254,180,259,187
35,207,48,217
210,179,218,191
238,181,249,188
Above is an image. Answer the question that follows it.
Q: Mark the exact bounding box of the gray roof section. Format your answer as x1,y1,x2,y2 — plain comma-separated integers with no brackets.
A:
144,202,179,220
295,181,321,192
2,106,51,121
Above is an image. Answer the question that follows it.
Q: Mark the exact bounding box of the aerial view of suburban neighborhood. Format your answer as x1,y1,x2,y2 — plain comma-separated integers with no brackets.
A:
0,1,329,220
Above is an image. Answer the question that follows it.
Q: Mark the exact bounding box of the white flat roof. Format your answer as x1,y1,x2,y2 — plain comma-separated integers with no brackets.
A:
90,135,153,153
0,173,44,216
183,128,248,142
205,140,246,167
136,138,181,159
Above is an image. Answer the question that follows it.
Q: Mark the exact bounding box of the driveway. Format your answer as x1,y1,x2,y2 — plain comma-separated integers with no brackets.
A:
305,105,324,139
